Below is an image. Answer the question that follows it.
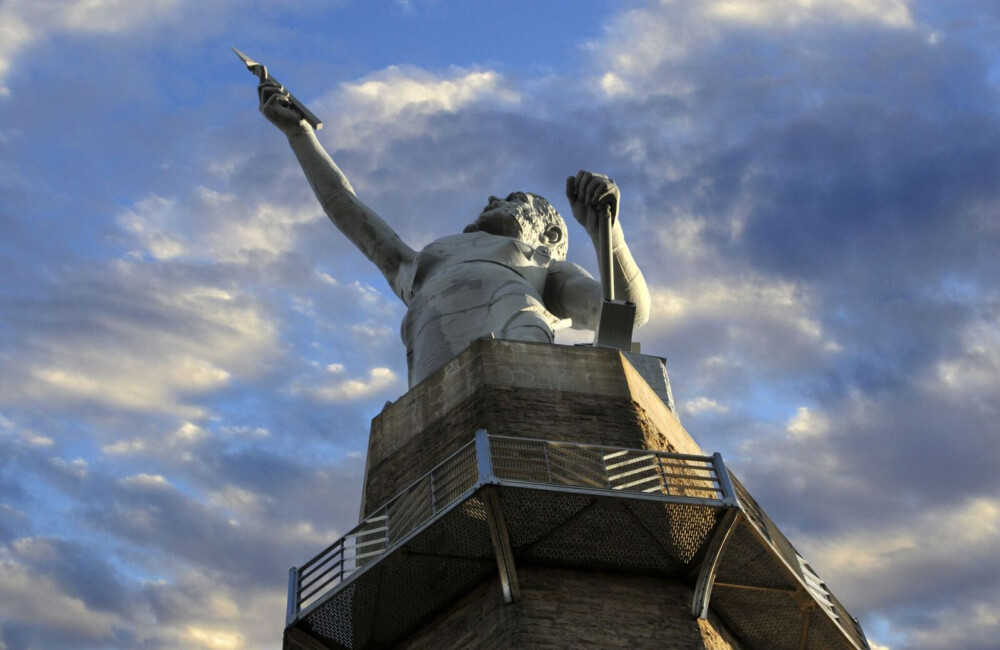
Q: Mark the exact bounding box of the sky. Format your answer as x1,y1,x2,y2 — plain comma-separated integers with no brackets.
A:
0,0,998,648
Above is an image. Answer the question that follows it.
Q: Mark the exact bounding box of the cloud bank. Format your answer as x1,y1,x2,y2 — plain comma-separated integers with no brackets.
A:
1,1,998,648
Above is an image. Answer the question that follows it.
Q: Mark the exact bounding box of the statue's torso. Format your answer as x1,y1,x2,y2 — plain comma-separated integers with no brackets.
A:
401,232,564,384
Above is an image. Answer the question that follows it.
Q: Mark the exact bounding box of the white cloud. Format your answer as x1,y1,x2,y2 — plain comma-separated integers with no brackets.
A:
785,406,830,439
287,520,346,547
706,0,913,29
172,422,209,444
591,0,914,98
599,72,629,97
316,65,520,151
293,366,399,402
647,277,840,354
7,264,279,417
118,188,320,264
208,486,263,517
905,600,1000,650
654,278,796,318
0,0,183,89
25,433,55,447
798,497,1000,608
340,66,518,120
0,12,34,90
656,215,713,262
0,554,119,638
0,542,288,649
931,314,1000,402
135,573,288,650
121,473,171,489
184,626,244,650
102,438,147,455
682,396,730,416
348,281,392,308
351,323,395,340
218,425,269,438
51,456,89,479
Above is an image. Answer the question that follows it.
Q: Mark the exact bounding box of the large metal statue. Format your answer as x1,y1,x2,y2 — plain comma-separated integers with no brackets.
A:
241,52,650,385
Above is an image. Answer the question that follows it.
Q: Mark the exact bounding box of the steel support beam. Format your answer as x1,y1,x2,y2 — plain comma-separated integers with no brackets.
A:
799,601,815,650
483,486,520,603
692,508,740,619
714,581,798,595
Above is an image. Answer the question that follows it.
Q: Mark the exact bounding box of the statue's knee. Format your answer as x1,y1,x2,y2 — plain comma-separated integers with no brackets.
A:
500,323,553,344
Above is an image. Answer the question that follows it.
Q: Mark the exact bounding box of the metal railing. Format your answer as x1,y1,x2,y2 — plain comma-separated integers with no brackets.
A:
488,435,734,503
292,442,479,616
731,475,870,650
287,431,734,624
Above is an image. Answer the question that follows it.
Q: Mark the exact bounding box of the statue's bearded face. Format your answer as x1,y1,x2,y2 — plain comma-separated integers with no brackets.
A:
464,192,568,260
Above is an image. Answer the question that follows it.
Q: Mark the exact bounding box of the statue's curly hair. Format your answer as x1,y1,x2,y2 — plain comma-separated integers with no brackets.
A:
521,193,569,261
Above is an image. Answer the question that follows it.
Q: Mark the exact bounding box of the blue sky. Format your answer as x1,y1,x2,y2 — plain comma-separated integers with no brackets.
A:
1,1,998,648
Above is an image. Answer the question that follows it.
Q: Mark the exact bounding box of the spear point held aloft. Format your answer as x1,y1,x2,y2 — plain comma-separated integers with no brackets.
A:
232,47,323,130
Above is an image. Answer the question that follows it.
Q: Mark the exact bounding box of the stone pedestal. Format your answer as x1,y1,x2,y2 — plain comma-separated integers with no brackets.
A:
285,338,870,650
361,338,698,517
358,339,739,649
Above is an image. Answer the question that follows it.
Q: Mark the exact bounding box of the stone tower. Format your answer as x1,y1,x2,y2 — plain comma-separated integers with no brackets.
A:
281,339,870,650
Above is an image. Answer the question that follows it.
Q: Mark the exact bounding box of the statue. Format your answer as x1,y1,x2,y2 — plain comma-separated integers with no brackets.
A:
256,79,650,386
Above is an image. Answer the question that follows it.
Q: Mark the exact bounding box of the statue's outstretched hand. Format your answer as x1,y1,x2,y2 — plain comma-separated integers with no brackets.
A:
565,170,620,238
259,80,309,135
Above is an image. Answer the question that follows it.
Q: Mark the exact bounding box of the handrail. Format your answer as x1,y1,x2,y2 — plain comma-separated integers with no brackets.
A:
286,432,733,624
731,474,870,650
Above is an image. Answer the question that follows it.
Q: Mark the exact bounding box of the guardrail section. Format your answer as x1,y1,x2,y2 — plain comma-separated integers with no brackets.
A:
730,474,870,649
489,435,732,503
294,442,478,613
289,433,733,622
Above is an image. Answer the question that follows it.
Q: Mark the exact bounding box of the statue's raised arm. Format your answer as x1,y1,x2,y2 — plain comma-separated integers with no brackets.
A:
258,81,416,302
253,77,648,386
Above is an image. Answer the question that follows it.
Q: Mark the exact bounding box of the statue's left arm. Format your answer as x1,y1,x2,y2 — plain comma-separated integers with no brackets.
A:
545,171,650,330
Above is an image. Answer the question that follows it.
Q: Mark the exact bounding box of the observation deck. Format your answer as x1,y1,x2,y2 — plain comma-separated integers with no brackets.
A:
283,432,869,650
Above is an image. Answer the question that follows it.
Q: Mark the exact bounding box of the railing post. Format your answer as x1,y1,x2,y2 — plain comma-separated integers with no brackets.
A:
475,429,495,484
713,452,739,507
429,470,437,515
286,566,299,625
658,454,672,495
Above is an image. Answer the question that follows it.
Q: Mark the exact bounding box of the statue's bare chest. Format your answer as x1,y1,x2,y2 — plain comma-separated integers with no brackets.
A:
409,232,551,299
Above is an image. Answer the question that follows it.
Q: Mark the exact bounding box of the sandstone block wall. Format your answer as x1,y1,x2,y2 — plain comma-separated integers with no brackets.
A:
399,566,743,650
361,339,703,516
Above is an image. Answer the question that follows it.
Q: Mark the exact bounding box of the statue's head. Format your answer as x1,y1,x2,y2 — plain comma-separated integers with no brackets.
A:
464,192,569,260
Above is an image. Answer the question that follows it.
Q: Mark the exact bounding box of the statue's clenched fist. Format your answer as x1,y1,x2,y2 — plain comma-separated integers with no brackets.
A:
259,80,309,135
565,171,620,237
